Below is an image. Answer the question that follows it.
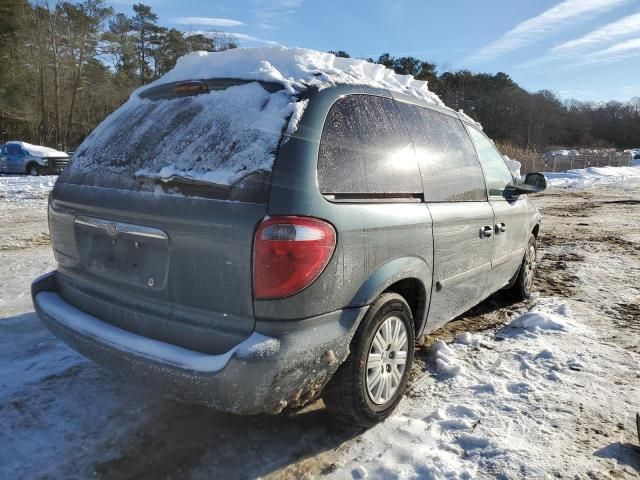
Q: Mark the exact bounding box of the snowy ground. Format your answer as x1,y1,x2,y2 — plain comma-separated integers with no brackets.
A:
544,164,640,189
0,172,639,479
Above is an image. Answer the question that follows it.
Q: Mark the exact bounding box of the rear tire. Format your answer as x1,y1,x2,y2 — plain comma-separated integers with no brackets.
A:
322,292,415,427
509,234,537,300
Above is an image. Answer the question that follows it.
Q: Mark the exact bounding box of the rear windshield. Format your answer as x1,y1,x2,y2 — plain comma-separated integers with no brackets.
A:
60,81,295,202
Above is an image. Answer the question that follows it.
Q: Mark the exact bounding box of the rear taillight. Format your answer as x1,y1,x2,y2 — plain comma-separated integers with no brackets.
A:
253,216,336,300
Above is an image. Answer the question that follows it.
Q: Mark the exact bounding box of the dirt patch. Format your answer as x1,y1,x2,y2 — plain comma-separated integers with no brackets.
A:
94,403,361,480
588,235,640,254
0,232,50,251
606,302,640,333
605,200,640,205
417,293,529,349
543,202,602,218
535,248,582,298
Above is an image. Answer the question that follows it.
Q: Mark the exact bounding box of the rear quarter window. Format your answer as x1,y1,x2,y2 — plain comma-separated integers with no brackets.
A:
317,94,422,198
397,102,487,202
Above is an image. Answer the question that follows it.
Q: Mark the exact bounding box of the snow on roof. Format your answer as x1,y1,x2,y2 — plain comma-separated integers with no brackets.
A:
141,46,446,108
6,141,67,157
71,47,478,191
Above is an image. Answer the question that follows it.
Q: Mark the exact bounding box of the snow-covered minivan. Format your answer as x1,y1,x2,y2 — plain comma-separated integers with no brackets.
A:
32,48,546,426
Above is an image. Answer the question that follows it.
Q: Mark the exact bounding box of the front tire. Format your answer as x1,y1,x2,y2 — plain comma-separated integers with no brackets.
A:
322,292,415,427
27,164,40,176
509,234,537,300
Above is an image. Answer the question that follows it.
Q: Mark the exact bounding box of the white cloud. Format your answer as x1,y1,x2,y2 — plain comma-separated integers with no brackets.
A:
552,11,640,53
250,0,303,30
229,33,280,45
188,30,279,46
518,11,640,68
579,36,640,64
464,0,631,65
172,17,244,27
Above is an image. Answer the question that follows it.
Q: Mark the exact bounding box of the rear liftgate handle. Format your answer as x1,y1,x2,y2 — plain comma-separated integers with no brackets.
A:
480,225,493,238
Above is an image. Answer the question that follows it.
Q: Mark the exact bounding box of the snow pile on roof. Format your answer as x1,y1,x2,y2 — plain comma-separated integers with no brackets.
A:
6,141,67,158
70,47,453,190
544,164,640,189
142,46,445,107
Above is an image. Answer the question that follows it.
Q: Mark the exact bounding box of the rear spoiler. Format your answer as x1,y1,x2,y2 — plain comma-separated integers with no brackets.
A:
139,78,286,101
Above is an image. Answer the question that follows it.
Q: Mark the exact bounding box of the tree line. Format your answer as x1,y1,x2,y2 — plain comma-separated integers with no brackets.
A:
0,0,237,149
333,51,639,151
1,1,638,152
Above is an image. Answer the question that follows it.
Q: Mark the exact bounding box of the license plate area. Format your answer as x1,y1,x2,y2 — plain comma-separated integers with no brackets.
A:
74,216,170,289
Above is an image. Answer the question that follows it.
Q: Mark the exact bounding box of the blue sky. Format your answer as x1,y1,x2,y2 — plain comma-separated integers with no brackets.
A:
109,0,640,102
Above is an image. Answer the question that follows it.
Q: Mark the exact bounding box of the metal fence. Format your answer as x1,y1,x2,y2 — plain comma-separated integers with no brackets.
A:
518,153,632,174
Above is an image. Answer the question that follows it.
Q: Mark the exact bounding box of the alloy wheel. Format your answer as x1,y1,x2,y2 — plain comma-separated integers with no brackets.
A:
523,244,537,292
366,315,408,405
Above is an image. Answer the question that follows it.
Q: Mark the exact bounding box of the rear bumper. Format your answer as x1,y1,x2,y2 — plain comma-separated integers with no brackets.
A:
32,271,366,414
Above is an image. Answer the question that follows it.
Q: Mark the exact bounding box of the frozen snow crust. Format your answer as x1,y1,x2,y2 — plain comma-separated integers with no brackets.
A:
141,46,446,106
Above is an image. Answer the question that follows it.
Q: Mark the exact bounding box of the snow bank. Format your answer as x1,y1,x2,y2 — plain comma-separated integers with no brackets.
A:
507,311,568,333
0,175,56,205
429,340,466,377
544,164,640,189
328,299,611,479
143,46,445,107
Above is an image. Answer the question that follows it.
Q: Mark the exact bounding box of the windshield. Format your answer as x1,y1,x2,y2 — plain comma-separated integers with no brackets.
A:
59,81,295,202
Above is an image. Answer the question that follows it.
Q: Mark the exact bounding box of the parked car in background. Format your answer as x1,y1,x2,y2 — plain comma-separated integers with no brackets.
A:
0,141,69,175
31,49,547,427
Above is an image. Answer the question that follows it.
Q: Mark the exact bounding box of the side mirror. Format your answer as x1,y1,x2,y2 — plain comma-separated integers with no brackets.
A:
506,173,548,196
524,172,547,193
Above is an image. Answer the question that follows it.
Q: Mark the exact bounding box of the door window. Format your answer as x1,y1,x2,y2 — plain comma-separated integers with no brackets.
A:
6,144,20,156
318,94,422,197
397,102,487,202
467,127,514,197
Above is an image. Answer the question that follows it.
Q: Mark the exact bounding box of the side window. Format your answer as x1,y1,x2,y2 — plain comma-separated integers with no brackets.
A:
397,102,487,202
318,94,422,197
6,144,20,156
467,127,514,197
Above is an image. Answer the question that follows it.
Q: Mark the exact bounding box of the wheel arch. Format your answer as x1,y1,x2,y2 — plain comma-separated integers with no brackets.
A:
347,257,432,337
532,223,540,238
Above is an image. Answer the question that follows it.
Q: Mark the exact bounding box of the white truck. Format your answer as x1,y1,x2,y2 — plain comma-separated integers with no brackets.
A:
0,141,69,175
